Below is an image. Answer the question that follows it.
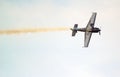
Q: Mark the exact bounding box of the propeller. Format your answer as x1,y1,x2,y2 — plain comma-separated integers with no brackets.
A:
99,26,101,35
99,31,101,35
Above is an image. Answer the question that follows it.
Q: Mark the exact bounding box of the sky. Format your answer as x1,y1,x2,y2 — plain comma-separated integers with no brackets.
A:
0,0,120,77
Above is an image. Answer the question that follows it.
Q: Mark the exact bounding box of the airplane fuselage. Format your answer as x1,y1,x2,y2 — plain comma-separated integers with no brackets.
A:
71,12,101,47
75,27,100,33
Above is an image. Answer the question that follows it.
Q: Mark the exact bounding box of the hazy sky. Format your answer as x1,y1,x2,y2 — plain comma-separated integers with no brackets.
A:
0,0,120,77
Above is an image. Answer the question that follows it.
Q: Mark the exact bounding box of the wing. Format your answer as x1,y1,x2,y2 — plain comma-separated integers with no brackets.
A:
86,12,97,30
84,12,97,47
84,31,92,47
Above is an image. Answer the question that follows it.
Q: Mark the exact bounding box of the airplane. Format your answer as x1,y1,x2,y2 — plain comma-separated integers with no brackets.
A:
70,12,101,47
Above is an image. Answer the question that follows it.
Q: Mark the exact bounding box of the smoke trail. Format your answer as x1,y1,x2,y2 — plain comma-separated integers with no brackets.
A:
0,27,70,34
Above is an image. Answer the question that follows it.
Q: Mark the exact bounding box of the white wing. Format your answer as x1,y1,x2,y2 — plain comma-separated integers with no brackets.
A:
84,12,97,47
86,12,97,29
84,31,92,47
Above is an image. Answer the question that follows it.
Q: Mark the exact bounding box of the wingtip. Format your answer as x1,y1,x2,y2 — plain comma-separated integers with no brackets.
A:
82,46,88,48
92,12,97,14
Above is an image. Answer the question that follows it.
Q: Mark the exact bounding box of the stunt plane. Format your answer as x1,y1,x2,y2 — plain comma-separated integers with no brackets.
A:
71,12,101,47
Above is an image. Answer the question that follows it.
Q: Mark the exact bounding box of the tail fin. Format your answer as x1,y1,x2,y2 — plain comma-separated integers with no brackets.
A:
71,24,78,36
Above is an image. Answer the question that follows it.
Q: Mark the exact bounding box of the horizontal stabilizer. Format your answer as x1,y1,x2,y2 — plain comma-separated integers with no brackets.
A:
72,30,77,36
71,24,78,36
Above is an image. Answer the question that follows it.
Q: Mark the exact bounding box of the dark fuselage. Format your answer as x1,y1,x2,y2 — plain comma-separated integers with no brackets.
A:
76,27,100,33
